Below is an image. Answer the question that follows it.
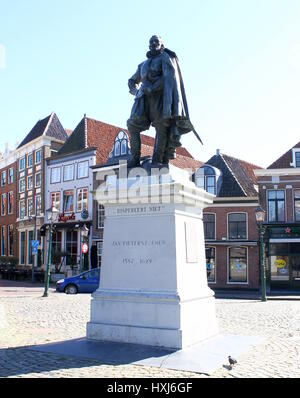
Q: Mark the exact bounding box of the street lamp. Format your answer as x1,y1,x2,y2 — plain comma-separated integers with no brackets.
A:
255,206,267,302
80,224,89,272
43,206,59,297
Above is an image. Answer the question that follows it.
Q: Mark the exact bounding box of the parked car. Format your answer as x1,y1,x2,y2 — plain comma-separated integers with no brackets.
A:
56,268,100,294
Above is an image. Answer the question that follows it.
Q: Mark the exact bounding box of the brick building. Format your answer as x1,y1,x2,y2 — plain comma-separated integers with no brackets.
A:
196,150,262,291
0,145,18,259
255,140,300,291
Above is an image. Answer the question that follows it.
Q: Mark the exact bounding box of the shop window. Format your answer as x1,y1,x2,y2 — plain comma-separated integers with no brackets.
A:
206,246,216,283
27,230,34,265
228,247,247,283
228,213,247,239
268,190,285,222
270,255,289,281
203,213,216,240
1,226,6,256
63,190,74,213
52,231,62,254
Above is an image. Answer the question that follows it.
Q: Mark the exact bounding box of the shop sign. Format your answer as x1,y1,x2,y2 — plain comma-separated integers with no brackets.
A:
274,259,286,269
58,212,76,222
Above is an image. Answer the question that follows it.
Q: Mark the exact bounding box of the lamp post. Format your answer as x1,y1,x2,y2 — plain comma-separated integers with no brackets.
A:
43,206,59,297
80,224,89,272
255,206,267,302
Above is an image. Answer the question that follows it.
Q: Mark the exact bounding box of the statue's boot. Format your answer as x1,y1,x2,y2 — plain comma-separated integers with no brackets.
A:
152,128,168,166
128,131,141,168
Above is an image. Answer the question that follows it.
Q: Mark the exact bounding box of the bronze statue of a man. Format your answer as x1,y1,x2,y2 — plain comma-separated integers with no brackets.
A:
127,35,200,167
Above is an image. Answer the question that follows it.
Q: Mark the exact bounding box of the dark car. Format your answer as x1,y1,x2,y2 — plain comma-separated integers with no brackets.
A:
56,268,100,294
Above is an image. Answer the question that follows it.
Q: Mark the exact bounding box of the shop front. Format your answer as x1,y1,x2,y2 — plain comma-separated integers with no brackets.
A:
266,225,300,291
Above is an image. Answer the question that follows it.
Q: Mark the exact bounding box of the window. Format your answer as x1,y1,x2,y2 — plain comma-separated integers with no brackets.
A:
77,161,89,179
19,178,25,193
8,225,13,256
19,157,25,171
35,149,42,164
35,172,41,188
27,175,33,191
63,190,74,213
195,165,219,195
97,204,105,229
228,213,247,239
294,190,300,221
19,200,26,219
64,164,74,181
27,230,34,265
20,231,26,265
110,131,129,159
35,195,41,216
27,153,33,167
1,171,6,186
8,168,13,184
228,247,248,283
51,167,61,184
1,226,6,256
66,231,78,267
1,193,6,215
296,152,300,167
27,197,34,217
203,213,215,240
97,240,103,267
51,192,60,212
77,188,88,212
52,231,62,254
114,141,121,156
268,190,285,222
8,192,13,214
206,247,216,283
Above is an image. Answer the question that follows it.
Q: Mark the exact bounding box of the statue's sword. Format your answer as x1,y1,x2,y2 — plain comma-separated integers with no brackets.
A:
192,128,203,145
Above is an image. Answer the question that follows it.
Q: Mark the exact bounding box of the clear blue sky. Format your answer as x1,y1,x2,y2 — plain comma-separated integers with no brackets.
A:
1,0,300,168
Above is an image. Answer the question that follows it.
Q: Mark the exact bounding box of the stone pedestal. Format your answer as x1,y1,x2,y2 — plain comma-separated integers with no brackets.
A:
87,166,219,349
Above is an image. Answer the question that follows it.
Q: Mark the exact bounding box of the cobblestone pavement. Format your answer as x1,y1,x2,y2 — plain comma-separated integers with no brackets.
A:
0,281,300,378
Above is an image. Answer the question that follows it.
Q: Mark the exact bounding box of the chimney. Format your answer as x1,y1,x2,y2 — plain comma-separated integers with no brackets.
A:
216,149,221,156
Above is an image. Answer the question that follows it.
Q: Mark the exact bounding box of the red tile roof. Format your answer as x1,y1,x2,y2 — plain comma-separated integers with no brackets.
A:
268,141,300,169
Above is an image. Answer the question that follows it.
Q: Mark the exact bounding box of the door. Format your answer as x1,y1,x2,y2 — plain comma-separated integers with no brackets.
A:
290,256,300,289
79,269,100,293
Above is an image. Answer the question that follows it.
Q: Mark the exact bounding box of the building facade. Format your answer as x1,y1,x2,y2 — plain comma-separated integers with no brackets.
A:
255,141,300,291
197,151,261,291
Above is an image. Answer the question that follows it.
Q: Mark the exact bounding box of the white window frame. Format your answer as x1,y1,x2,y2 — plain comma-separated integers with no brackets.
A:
35,149,42,165
77,188,88,212
97,203,105,229
1,170,6,186
266,189,286,222
227,212,248,240
63,190,74,213
1,193,6,216
51,192,60,212
77,161,89,179
19,199,26,219
50,167,61,184
27,175,33,191
8,167,13,184
35,172,41,188
19,178,25,193
63,164,74,182
19,156,26,171
8,191,13,214
203,212,216,241
27,197,34,217
35,195,41,216
27,153,33,168
227,246,249,285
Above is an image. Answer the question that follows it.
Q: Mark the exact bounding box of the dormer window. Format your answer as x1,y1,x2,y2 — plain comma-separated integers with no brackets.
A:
195,165,221,195
109,131,130,159
290,148,300,167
